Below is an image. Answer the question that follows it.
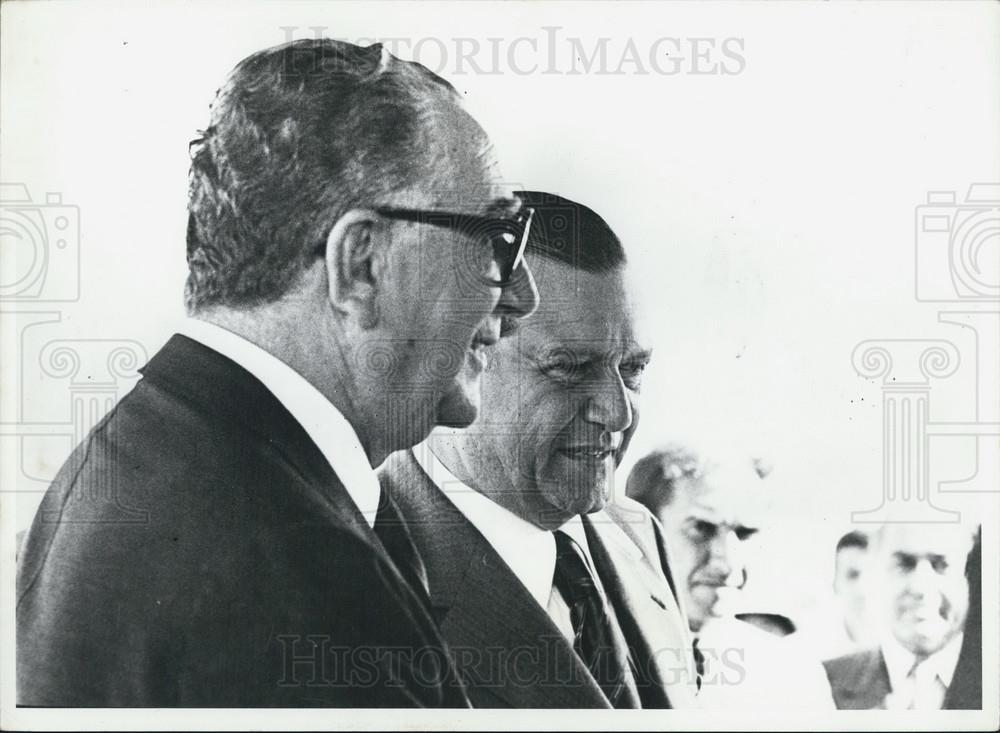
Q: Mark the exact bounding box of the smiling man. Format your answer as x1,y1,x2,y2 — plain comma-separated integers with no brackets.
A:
16,38,538,707
378,191,698,708
823,522,979,709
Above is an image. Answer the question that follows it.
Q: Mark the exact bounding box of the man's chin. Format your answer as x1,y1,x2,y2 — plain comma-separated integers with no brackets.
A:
433,382,480,429
898,621,954,656
545,484,608,520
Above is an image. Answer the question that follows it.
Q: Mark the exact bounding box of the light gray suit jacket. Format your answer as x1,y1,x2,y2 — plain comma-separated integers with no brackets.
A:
378,449,699,708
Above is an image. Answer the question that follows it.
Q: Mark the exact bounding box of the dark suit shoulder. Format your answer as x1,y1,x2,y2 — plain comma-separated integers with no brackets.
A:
823,647,890,710
17,349,448,707
823,647,883,679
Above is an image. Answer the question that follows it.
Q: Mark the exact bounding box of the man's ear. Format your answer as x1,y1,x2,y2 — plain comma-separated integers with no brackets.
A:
323,209,383,329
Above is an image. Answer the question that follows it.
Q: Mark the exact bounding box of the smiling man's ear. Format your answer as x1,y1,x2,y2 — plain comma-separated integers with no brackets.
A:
323,209,384,329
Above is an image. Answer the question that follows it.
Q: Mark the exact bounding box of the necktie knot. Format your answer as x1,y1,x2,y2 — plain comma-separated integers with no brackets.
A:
553,530,601,607
900,655,947,710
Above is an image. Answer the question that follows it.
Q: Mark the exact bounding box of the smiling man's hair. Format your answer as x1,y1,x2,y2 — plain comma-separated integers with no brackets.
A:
514,190,626,272
500,191,626,336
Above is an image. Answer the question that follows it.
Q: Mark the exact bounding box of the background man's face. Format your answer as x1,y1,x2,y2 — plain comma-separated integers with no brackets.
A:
879,524,971,657
379,103,537,433
834,545,868,637
459,259,650,528
656,465,766,631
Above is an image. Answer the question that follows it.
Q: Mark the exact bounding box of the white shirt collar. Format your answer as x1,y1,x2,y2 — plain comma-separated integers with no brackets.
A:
178,318,381,528
412,437,597,609
881,631,964,691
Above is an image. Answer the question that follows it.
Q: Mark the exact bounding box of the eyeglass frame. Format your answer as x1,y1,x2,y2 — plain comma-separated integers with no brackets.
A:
314,205,535,288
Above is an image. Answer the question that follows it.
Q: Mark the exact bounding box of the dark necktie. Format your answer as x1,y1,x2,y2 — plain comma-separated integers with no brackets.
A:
372,490,431,601
552,529,640,708
692,636,705,692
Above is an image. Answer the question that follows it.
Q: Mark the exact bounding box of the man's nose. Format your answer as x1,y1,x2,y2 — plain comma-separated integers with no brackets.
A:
906,559,938,597
494,259,539,320
709,530,744,586
583,372,633,434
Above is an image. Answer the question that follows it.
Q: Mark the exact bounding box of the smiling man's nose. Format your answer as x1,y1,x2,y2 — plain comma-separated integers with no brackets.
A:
584,377,632,434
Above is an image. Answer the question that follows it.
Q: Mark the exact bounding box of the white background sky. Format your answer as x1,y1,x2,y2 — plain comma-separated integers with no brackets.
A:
2,4,999,724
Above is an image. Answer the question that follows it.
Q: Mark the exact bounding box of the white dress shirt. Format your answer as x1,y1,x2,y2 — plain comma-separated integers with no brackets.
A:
694,615,837,710
881,632,963,710
412,438,602,643
179,318,381,528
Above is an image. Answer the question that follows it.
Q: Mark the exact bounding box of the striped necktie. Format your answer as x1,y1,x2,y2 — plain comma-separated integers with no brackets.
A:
692,636,705,692
553,529,640,708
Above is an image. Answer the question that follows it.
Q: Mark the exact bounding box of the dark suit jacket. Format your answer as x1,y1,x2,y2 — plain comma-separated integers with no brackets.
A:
825,641,981,711
16,335,467,707
378,449,698,708
823,648,893,710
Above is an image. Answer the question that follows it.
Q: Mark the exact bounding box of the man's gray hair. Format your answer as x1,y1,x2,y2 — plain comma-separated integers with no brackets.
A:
185,38,476,312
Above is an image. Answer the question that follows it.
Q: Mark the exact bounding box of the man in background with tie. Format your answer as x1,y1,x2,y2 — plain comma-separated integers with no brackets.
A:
824,522,979,710
378,191,698,708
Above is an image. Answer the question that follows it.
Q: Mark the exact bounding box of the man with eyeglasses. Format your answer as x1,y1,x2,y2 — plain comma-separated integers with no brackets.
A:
378,192,698,708
17,38,537,707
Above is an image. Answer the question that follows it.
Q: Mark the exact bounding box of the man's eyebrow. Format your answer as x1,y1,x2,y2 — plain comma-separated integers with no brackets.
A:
686,516,717,525
685,504,721,523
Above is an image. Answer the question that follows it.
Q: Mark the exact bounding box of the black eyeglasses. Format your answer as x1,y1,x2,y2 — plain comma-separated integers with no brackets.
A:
375,206,534,287
314,206,534,287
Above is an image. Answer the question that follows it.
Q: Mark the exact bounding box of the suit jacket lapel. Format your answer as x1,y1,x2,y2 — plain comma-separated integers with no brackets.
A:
584,512,699,709
381,450,611,709
141,335,392,562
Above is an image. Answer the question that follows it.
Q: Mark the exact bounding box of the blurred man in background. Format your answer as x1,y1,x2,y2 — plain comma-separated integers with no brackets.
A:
832,530,875,650
627,443,834,709
379,192,698,709
824,522,979,710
